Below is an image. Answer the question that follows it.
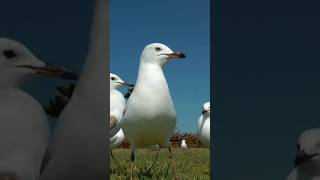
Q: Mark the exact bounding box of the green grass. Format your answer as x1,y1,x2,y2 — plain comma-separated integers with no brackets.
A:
110,148,210,180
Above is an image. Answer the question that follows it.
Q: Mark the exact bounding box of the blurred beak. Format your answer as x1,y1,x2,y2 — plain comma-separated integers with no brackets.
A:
202,108,209,114
165,51,186,59
120,81,135,87
18,64,78,80
294,150,317,167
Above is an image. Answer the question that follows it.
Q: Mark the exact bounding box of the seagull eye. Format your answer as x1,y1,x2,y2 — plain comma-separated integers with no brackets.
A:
155,47,162,52
3,49,17,59
111,77,116,80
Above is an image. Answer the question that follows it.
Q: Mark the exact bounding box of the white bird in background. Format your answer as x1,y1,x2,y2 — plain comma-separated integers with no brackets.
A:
0,38,77,180
286,128,320,180
110,129,125,149
39,0,108,179
110,73,134,138
181,139,188,150
121,43,186,179
198,101,210,148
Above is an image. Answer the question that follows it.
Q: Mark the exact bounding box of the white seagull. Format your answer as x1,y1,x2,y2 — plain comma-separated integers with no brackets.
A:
0,38,77,180
110,73,133,138
198,101,210,148
110,129,125,149
286,128,320,180
39,0,108,179
181,139,188,150
121,43,186,179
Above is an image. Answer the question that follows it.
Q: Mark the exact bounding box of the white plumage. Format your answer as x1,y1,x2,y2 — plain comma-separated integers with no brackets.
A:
121,43,185,149
110,129,125,149
121,43,185,179
287,128,320,180
0,38,76,180
198,101,210,148
39,0,108,179
110,73,133,137
181,139,188,150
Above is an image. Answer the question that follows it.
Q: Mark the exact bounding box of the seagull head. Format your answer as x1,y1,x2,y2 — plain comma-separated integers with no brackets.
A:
110,73,134,90
294,128,320,167
140,43,186,67
202,101,210,114
0,38,78,87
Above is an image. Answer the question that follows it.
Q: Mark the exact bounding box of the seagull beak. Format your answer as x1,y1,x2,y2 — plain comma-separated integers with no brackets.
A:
18,64,78,80
294,149,317,167
165,51,186,59
202,108,209,114
120,81,135,87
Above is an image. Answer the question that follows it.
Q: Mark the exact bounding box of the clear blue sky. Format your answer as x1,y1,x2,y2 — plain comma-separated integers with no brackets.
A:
110,0,211,132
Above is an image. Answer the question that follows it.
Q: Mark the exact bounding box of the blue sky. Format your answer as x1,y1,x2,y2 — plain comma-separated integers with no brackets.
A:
110,0,211,132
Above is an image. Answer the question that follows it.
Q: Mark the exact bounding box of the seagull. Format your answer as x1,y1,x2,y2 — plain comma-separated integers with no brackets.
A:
286,128,320,180
198,101,210,148
39,0,109,179
110,73,134,138
121,43,186,179
0,38,77,180
110,129,125,149
110,129,125,166
181,139,188,150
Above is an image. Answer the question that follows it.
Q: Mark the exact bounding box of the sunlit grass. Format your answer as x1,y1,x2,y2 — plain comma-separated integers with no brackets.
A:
110,148,210,180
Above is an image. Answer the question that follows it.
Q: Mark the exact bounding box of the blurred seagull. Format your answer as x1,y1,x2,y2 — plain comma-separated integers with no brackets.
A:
110,129,125,165
181,139,187,150
110,73,134,138
198,102,210,148
39,0,109,179
0,38,77,180
286,128,320,180
121,43,186,180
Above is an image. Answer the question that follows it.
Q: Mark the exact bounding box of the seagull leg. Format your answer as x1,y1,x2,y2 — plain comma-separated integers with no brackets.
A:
168,145,180,180
111,149,120,169
130,148,135,180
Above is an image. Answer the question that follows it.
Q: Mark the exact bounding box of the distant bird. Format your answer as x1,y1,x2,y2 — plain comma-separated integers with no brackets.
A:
198,102,210,148
110,73,134,138
0,38,77,180
121,43,186,180
286,128,320,180
181,139,188,150
39,0,109,179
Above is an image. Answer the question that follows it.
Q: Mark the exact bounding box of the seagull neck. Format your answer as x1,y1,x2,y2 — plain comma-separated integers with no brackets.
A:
137,63,166,85
138,63,163,75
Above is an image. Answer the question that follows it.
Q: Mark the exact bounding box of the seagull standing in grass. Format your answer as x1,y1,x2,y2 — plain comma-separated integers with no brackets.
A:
110,73,133,138
198,102,210,148
121,43,186,180
286,128,320,180
0,38,77,180
181,139,187,150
